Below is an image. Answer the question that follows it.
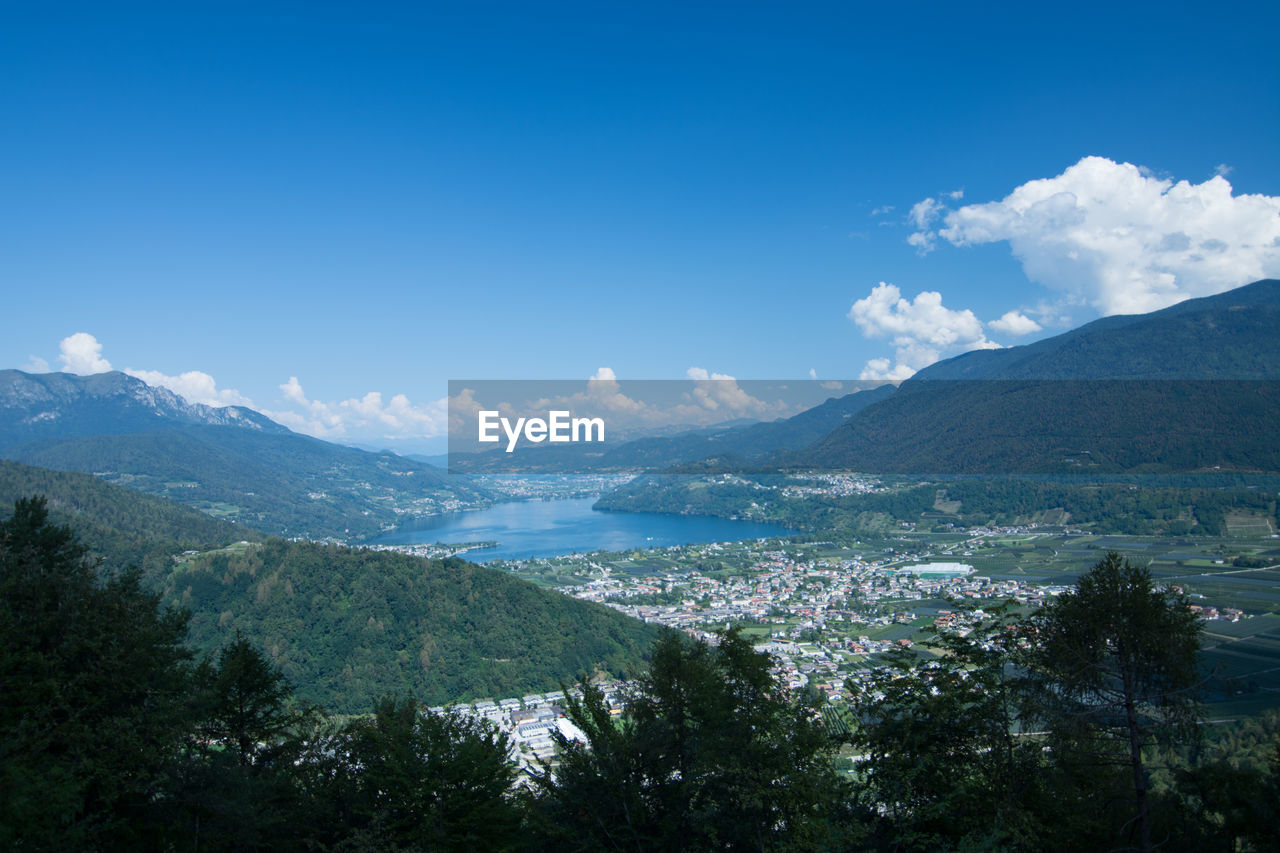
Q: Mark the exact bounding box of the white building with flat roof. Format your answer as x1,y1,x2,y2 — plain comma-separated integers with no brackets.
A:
896,562,974,578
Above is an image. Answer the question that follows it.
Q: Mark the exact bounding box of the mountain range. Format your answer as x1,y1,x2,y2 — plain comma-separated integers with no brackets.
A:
0,369,285,446
445,382,898,474
0,370,489,540
451,280,1280,479
909,278,1280,381
788,279,1280,475
598,279,1280,531
3,279,1277,710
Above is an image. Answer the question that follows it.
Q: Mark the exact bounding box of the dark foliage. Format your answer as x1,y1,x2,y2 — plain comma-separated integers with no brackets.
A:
0,458,259,572
163,538,659,712
1027,553,1204,853
524,628,862,851
0,497,193,848
5,501,1280,851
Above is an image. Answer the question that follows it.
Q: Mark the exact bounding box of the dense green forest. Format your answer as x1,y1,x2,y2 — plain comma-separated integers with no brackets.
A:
0,459,260,573
164,538,660,710
791,379,1280,475
598,472,1280,536
4,501,1279,851
0,468,658,711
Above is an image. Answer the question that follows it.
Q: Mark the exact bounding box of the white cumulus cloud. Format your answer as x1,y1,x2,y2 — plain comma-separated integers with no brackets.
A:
266,376,448,440
124,368,255,408
584,367,644,412
988,310,1043,336
525,367,648,417
47,332,254,406
683,367,789,420
31,332,444,444
911,156,1280,315
849,282,1000,379
58,332,113,374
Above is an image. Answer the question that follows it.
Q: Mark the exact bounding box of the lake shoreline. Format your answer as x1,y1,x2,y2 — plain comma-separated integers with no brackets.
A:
367,497,792,562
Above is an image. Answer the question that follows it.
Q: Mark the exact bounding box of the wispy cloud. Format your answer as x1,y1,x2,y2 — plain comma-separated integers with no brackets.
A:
22,355,50,373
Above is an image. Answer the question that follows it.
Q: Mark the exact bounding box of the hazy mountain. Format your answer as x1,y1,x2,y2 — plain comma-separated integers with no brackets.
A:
910,278,1280,381
448,385,897,474
789,280,1280,474
0,370,285,447
405,453,450,468
600,384,897,469
0,371,489,540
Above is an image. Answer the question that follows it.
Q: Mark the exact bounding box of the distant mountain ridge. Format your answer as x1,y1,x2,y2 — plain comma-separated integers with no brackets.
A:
600,384,897,469
0,370,490,540
910,279,1280,381
448,384,897,473
787,279,1280,474
0,370,286,447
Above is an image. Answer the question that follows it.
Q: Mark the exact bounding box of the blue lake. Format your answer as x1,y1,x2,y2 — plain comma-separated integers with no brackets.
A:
369,497,793,561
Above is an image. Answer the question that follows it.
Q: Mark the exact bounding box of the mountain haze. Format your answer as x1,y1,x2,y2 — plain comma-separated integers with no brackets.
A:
601,384,897,469
448,384,898,473
788,280,1280,475
911,279,1280,381
0,370,489,540
0,370,285,446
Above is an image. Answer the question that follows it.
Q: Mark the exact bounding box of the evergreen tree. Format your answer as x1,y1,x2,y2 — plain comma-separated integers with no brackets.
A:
198,632,298,769
1028,552,1204,853
168,635,313,852
525,628,859,851
848,607,1048,850
325,696,521,852
0,497,192,848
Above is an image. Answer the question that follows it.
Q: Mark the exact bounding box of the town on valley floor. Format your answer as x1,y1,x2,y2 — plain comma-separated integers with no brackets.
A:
377,518,1280,764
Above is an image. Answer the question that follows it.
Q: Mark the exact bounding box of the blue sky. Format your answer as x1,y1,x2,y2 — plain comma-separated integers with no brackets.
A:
3,2,1279,451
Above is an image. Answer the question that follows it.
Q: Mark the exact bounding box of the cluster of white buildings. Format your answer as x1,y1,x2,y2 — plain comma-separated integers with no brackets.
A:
431,687,624,771
567,552,1047,635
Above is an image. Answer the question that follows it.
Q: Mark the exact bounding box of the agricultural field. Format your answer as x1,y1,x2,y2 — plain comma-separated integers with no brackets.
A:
1224,510,1277,537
